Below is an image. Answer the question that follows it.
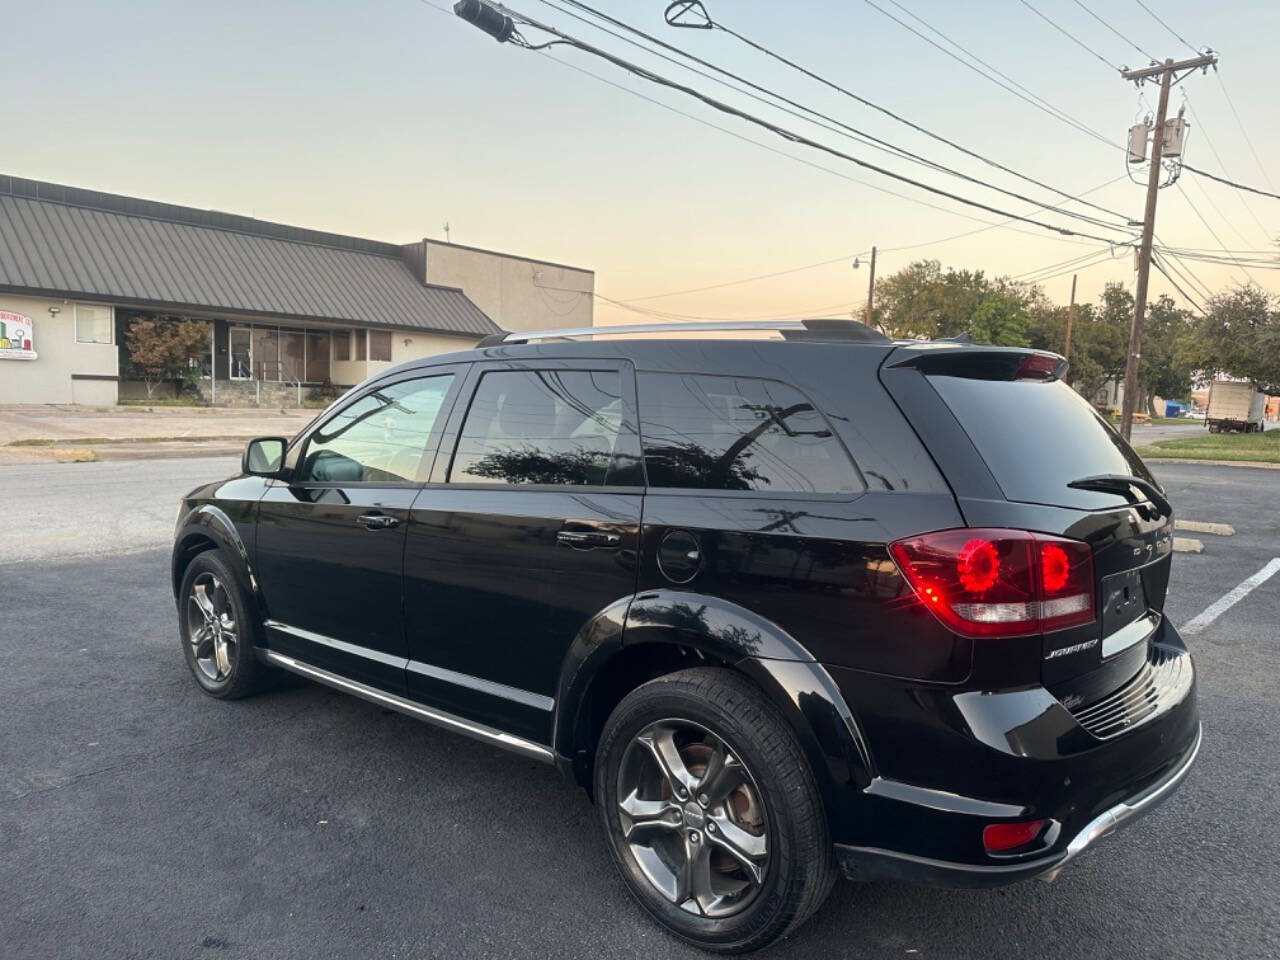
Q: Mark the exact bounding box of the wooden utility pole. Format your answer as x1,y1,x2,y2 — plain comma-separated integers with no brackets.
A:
1064,273,1077,363
1118,52,1217,440
864,246,877,326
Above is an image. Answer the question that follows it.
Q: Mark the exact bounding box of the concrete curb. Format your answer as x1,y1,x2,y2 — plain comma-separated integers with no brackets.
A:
1143,457,1280,470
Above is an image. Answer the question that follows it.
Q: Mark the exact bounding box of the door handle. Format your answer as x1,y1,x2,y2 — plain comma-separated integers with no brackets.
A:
357,513,400,530
556,529,621,550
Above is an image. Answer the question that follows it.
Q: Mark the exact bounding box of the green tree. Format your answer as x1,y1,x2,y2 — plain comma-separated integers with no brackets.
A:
1139,295,1195,414
1183,286,1280,392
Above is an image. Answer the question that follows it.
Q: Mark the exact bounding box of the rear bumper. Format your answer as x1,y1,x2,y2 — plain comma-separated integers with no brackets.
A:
834,721,1201,887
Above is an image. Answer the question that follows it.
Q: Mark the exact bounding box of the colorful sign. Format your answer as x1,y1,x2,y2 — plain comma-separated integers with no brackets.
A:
0,310,37,360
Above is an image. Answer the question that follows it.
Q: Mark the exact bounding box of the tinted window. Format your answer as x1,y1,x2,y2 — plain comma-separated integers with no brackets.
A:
637,373,861,493
299,375,454,483
928,375,1155,509
450,369,642,486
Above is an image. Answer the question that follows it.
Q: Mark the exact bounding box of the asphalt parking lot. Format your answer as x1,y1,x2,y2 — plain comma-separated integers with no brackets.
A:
2,459,1277,959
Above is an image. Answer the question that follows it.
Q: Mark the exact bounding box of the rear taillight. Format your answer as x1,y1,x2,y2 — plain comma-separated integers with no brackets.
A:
889,528,1094,638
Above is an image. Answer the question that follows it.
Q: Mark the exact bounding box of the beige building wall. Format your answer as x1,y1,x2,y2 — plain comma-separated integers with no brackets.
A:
0,294,118,405
330,329,480,387
421,241,593,332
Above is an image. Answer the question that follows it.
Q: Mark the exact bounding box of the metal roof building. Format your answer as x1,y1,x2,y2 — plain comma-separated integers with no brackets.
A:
0,176,594,406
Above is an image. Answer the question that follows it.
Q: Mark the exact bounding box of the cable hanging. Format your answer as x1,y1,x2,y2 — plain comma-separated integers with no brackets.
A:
477,4,1132,245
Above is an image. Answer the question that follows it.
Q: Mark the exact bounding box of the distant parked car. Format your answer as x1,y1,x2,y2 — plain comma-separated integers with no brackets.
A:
1185,410,1206,420
171,320,1200,953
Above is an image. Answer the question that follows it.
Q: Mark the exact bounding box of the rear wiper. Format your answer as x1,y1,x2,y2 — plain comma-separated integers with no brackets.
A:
1067,474,1172,516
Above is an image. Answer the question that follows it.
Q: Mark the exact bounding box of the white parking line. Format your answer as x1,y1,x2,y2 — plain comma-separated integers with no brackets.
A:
1183,558,1280,635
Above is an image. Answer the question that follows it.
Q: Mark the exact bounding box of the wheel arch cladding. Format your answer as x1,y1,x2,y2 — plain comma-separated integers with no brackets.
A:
554,590,875,814
171,505,256,604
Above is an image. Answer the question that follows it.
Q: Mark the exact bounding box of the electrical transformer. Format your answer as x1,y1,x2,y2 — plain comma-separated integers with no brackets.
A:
1127,123,1149,164
1162,117,1188,157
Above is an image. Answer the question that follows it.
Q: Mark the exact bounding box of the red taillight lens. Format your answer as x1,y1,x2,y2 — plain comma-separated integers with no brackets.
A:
889,528,1095,638
983,819,1048,853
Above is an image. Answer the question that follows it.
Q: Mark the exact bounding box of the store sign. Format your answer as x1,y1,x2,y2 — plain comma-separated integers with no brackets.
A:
0,310,37,360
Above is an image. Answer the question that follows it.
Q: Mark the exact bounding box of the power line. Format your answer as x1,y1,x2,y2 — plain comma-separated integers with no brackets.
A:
862,0,1121,149
660,0,1132,222
1216,71,1278,193
1131,0,1200,56
485,5,1132,244
1175,181,1260,285
1151,250,1206,312
1180,163,1280,202
1180,94,1274,242
536,0,1127,231
1184,157,1263,250
1017,0,1120,71
1070,0,1156,62
527,40,1123,249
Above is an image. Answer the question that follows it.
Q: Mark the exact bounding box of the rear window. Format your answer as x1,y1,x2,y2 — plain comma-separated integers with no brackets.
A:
928,376,1155,510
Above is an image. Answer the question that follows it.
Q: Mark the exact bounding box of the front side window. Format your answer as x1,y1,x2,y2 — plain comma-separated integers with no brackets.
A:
75,304,113,344
298,375,455,483
637,372,861,494
450,369,642,486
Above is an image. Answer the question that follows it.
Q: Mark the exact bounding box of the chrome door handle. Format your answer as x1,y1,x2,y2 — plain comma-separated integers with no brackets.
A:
556,530,621,549
357,513,400,530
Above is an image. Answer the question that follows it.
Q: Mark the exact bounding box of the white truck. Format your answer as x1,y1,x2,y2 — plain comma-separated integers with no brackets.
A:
1206,379,1266,433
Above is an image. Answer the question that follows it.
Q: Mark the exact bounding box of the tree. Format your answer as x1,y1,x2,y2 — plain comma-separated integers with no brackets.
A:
124,317,211,398
1183,286,1280,392
1139,295,1195,414
873,259,1028,343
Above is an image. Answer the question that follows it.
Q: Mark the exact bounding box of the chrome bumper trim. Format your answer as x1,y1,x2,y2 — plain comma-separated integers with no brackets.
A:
264,651,555,763
1045,722,1202,878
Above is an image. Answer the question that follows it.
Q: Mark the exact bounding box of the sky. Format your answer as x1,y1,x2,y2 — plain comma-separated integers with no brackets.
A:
4,0,1277,327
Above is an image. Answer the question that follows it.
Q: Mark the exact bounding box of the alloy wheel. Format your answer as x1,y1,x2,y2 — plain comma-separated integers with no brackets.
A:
186,572,238,683
616,719,769,919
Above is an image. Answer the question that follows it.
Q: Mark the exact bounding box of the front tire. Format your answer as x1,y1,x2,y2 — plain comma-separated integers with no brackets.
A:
594,667,835,953
179,549,271,700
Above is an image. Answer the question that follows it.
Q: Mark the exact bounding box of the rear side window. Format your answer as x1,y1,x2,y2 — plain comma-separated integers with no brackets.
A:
637,372,862,494
450,369,642,487
928,375,1155,509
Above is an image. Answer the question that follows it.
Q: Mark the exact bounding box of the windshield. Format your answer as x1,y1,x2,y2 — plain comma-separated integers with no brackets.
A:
928,375,1156,510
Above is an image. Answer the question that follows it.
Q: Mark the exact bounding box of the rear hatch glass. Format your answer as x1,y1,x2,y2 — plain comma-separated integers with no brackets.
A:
925,372,1174,700
927,375,1157,510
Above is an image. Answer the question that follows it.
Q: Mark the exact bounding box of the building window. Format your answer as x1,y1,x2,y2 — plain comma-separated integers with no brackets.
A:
306,331,330,382
230,327,251,379
369,330,392,363
75,304,114,344
333,331,350,362
354,330,367,362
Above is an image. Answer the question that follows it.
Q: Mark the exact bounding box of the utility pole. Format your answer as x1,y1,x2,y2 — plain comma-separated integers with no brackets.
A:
1064,273,1077,363
864,245,877,327
1118,52,1216,440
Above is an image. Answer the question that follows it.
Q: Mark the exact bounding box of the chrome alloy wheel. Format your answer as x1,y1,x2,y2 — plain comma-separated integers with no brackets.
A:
616,719,769,919
186,572,238,683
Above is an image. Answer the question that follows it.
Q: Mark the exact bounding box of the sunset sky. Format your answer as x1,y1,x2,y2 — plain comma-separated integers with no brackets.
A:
7,0,1277,326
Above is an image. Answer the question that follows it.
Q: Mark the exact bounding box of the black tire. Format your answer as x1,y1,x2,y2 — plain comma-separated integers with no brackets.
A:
594,667,835,953
178,549,273,700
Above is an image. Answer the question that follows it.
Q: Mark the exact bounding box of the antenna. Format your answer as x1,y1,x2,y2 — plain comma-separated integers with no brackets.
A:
443,221,451,243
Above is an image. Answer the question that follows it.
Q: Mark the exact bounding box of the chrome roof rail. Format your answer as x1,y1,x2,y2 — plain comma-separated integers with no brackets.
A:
479,319,889,346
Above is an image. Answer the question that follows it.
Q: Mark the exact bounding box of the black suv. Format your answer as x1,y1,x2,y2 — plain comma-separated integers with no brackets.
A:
172,320,1199,953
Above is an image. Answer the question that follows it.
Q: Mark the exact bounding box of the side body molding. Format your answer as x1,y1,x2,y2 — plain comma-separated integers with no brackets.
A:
553,589,875,833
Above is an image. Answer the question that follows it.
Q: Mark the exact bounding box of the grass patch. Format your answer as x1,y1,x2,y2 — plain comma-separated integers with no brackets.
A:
7,438,55,447
1135,429,1280,464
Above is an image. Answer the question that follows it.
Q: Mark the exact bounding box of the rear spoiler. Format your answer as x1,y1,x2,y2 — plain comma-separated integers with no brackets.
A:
885,344,1068,382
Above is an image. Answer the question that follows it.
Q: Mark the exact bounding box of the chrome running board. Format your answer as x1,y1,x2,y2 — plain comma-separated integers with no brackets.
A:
263,651,555,764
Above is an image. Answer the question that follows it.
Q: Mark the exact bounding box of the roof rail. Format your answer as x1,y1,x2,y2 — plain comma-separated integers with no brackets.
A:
478,318,891,347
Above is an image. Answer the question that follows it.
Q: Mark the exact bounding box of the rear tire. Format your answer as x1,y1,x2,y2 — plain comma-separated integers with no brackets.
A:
594,667,835,953
178,549,273,700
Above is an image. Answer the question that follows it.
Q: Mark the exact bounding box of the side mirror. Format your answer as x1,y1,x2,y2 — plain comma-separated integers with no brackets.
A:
243,436,287,477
